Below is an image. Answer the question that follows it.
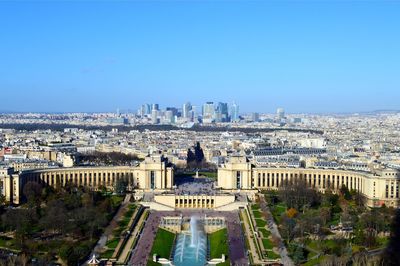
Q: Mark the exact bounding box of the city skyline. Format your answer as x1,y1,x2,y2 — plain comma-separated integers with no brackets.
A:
1,1,400,265
1,1,400,113
1,102,400,116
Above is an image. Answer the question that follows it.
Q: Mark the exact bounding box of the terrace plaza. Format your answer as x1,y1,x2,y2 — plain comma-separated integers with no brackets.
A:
2,154,399,265
127,155,399,266
129,176,250,266
2,154,398,208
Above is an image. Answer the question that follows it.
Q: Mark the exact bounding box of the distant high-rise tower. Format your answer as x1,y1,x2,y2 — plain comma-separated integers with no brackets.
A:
251,112,260,122
230,102,239,122
202,102,215,120
277,108,285,119
165,110,174,124
151,109,158,124
182,102,192,119
139,104,152,117
191,105,198,120
139,104,146,117
152,104,159,111
145,104,151,115
216,102,229,122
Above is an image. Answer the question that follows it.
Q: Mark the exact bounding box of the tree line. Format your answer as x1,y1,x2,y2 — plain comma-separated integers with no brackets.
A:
264,180,399,265
0,123,323,134
77,151,141,166
0,181,124,265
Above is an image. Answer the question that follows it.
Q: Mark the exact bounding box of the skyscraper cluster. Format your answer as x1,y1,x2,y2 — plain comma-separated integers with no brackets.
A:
137,101,240,124
202,102,239,123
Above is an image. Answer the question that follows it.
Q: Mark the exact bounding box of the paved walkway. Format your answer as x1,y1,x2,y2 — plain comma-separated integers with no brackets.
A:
129,211,162,265
240,208,264,264
259,195,294,266
92,194,131,255
224,211,248,265
117,208,147,264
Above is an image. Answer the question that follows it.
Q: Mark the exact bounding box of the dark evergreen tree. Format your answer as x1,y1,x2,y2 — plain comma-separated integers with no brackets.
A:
187,148,196,164
194,142,204,163
381,209,400,265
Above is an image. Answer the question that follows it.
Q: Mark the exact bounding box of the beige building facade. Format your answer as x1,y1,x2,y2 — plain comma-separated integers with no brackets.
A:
1,155,173,204
3,154,399,208
218,156,400,208
153,194,235,209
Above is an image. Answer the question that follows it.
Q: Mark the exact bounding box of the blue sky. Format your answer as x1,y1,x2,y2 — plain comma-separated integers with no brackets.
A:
0,1,399,113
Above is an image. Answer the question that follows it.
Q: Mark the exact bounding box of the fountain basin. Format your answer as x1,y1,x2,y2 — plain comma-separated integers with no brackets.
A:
172,217,207,266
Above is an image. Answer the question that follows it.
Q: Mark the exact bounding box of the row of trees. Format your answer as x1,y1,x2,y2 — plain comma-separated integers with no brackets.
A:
77,151,141,166
0,123,323,135
271,179,366,212
275,179,321,210
0,182,122,265
381,209,400,265
265,181,398,264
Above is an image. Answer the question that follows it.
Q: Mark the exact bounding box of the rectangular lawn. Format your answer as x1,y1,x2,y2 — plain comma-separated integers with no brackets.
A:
255,218,267,228
252,210,262,218
106,238,120,249
258,228,270,238
209,228,228,259
262,238,273,250
149,228,175,259
266,250,280,260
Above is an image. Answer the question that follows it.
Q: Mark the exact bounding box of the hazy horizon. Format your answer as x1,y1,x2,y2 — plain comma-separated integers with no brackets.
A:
1,108,400,116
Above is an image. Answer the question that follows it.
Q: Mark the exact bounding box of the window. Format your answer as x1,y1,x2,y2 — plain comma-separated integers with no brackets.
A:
262,173,266,187
150,171,155,189
386,184,389,198
236,171,241,189
391,183,394,198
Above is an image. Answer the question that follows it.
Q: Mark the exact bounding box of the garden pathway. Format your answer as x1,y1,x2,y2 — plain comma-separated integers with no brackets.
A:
259,194,294,266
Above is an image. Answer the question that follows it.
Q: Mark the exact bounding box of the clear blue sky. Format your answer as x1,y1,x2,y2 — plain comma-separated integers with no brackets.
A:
0,1,399,113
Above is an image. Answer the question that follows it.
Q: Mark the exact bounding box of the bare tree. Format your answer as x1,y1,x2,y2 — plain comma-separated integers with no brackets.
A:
278,178,320,210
